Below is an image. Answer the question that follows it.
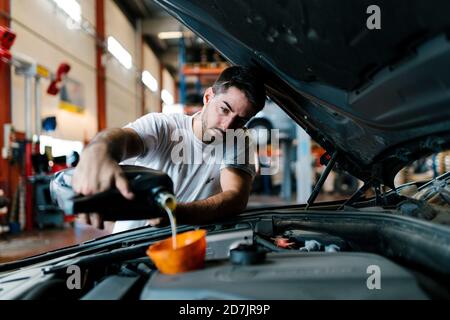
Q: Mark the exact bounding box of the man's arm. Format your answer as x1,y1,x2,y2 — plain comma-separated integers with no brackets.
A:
172,167,253,225
90,128,144,162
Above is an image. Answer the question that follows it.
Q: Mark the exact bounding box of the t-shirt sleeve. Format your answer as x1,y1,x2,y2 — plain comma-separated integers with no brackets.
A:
220,129,257,179
123,113,169,160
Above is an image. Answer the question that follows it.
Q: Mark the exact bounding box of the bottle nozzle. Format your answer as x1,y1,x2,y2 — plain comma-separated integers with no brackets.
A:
155,190,177,212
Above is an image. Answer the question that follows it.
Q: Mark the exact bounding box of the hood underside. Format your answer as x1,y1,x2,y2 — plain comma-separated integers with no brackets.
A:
155,0,450,187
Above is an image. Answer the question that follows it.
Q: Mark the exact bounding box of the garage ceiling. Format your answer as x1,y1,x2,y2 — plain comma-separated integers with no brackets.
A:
113,0,223,77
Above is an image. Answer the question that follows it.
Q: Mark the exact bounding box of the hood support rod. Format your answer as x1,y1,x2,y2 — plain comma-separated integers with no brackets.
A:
306,151,338,210
338,179,374,210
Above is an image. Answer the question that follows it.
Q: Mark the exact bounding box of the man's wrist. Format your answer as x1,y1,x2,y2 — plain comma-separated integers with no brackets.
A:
85,140,109,155
87,140,108,150
173,203,191,224
86,139,122,162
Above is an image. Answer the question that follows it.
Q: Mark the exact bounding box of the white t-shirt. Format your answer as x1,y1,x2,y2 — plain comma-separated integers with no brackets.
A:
113,112,256,233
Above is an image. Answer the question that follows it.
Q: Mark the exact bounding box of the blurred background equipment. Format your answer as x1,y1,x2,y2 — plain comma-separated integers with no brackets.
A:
0,191,8,209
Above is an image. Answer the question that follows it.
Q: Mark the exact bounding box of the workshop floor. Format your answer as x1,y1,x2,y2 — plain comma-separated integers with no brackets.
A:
0,223,109,263
0,193,344,264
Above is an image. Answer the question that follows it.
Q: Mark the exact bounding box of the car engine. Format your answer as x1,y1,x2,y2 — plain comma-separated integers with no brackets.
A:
1,219,437,300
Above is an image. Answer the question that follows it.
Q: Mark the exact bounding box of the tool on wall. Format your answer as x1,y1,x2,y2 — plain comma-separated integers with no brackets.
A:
0,26,16,62
47,63,71,96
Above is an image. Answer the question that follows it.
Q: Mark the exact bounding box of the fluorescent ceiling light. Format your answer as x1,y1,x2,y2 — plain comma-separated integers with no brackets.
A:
142,70,158,92
107,36,132,70
53,0,82,23
158,31,184,40
161,89,174,105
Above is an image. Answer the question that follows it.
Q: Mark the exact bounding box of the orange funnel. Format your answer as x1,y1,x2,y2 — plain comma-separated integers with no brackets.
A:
146,229,207,275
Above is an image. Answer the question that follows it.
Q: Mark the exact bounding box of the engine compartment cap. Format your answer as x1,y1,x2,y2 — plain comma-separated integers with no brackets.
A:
229,244,266,265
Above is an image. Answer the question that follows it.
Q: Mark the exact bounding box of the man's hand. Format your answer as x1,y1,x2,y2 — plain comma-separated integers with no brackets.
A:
76,213,115,232
72,142,134,199
147,217,170,228
72,128,144,230
77,212,104,229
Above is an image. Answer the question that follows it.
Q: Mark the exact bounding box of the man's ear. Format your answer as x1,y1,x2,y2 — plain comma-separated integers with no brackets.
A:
203,87,214,106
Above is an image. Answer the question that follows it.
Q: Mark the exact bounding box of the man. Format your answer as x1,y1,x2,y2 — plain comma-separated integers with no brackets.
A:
72,66,266,233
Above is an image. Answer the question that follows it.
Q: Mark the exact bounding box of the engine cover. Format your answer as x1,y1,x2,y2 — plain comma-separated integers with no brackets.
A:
141,252,428,299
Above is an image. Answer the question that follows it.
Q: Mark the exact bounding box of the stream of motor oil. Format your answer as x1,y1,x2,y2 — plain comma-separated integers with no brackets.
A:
163,205,177,249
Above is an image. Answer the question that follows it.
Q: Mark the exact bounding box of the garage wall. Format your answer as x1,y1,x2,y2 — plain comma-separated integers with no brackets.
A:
143,44,161,113
10,0,97,142
162,68,175,104
9,0,164,139
104,0,138,128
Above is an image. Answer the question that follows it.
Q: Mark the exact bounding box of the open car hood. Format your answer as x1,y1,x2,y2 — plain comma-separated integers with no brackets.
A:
155,0,450,187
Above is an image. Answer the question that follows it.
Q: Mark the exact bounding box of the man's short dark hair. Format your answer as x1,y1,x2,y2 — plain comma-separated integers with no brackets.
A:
212,66,266,112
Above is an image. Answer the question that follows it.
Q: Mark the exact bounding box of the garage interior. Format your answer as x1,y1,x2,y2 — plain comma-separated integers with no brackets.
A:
0,0,448,264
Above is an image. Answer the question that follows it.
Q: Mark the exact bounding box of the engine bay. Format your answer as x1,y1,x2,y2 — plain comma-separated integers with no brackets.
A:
3,217,444,300
15,167,445,300
78,225,428,300
2,175,450,300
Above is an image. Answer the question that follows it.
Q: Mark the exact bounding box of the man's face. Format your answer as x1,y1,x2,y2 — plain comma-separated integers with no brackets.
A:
201,86,257,143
